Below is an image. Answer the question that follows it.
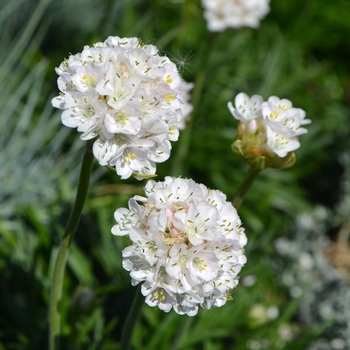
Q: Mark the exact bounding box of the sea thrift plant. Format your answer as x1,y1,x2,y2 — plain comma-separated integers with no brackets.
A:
52,36,191,179
228,92,311,169
112,177,247,316
202,0,270,32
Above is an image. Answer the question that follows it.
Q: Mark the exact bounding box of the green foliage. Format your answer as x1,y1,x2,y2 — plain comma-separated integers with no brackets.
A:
0,0,349,349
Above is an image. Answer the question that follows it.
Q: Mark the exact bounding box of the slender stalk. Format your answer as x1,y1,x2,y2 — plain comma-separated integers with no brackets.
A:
171,33,217,177
169,316,193,350
49,140,94,350
232,156,265,209
120,285,145,350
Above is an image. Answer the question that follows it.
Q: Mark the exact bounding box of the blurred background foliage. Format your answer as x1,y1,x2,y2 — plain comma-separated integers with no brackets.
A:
0,0,350,349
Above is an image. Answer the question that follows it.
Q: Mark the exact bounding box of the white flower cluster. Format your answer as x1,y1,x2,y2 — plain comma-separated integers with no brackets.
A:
228,92,311,158
52,36,191,179
112,177,247,316
202,0,270,32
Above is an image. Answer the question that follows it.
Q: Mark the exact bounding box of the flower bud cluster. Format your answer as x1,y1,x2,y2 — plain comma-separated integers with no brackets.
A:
112,177,247,316
228,93,311,169
52,36,191,179
202,0,270,32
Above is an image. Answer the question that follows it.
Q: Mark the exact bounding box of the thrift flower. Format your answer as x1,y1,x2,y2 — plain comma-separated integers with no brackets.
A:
228,92,310,169
52,36,192,179
202,0,270,32
112,177,247,316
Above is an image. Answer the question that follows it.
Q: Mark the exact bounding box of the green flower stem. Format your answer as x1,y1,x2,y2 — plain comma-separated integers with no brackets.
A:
171,33,217,177
120,285,145,350
232,157,265,209
169,316,193,350
171,70,206,177
49,140,94,350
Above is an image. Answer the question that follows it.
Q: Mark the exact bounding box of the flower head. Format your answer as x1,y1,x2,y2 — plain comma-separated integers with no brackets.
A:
112,177,247,316
228,92,310,169
52,36,192,180
202,0,270,32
